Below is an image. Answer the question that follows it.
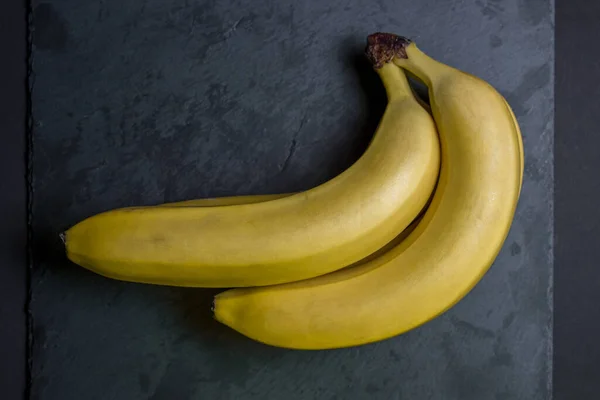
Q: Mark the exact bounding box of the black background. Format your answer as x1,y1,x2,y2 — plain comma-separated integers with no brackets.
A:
1,0,598,399
553,0,600,398
0,0,28,399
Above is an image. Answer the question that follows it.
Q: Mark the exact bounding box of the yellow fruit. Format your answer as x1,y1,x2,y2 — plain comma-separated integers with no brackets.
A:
63,62,440,288
171,194,425,267
213,34,523,349
160,193,291,207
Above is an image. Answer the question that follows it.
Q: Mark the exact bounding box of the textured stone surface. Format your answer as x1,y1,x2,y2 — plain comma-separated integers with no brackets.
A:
29,0,553,399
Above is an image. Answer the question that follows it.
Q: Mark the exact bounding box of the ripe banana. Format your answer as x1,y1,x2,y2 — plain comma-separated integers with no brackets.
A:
160,193,291,207
63,62,440,288
213,33,523,349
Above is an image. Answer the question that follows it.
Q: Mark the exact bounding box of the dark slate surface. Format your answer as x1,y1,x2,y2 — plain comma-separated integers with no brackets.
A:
29,0,553,399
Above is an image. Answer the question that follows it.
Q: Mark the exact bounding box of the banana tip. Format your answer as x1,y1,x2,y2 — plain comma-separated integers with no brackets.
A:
59,232,66,245
365,33,411,69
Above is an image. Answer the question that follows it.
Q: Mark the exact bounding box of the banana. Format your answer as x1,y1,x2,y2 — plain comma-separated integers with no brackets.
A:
159,193,291,207
169,194,426,267
63,62,440,288
213,33,523,349
408,70,523,187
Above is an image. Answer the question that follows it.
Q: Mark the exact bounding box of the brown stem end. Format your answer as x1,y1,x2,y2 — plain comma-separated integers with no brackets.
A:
365,33,412,69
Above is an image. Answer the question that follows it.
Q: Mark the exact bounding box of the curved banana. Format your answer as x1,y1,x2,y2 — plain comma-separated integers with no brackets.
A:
63,62,440,288
160,193,291,207
213,34,523,349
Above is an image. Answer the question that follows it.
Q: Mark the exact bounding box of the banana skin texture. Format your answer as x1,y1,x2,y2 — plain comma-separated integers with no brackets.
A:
213,34,523,350
64,62,440,288
160,193,291,207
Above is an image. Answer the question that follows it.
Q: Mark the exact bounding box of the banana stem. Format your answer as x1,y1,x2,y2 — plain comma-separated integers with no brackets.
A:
365,33,411,69
365,33,444,87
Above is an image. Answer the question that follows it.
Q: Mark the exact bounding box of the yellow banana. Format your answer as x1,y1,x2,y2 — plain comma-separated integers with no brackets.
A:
168,194,426,270
159,193,291,207
63,62,440,288
213,34,523,349
409,71,523,187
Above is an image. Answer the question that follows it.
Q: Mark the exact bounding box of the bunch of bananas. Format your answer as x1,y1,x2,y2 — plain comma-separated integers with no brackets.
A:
63,33,523,350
